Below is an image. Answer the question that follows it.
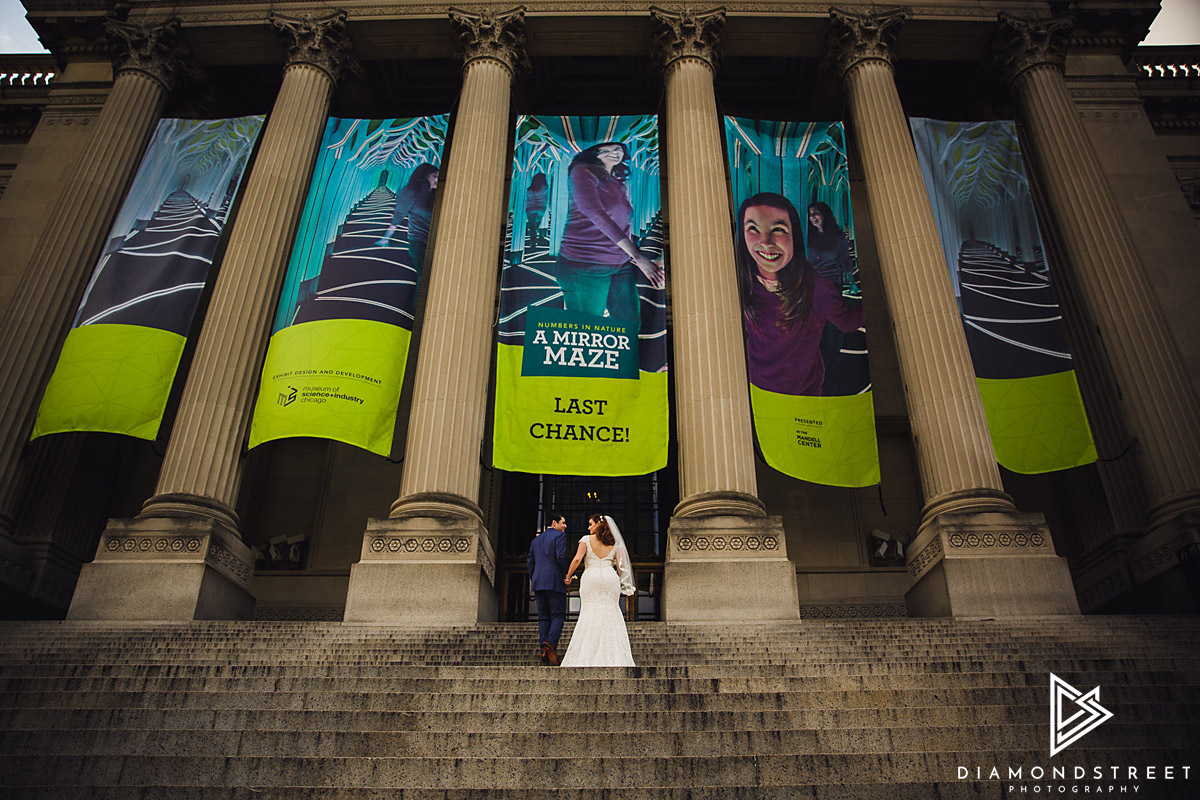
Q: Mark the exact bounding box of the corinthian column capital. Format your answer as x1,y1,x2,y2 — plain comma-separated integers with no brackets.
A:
269,10,362,83
449,6,530,75
105,17,190,92
650,6,725,73
824,7,908,79
995,13,1072,84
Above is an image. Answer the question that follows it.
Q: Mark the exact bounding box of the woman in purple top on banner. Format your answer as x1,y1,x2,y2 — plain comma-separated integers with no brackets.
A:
376,163,439,280
556,142,664,326
737,192,863,396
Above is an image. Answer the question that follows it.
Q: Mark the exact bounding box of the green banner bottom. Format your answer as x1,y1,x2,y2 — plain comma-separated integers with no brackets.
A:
33,324,186,441
493,343,668,476
750,386,880,487
249,319,411,456
977,370,1096,474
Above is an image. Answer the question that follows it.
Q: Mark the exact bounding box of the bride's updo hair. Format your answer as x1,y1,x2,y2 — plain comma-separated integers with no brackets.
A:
589,514,615,546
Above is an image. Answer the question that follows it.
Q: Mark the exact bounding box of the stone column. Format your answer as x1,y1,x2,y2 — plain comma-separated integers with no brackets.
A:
827,8,1078,617
652,6,799,623
342,7,527,624
0,18,185,603
69,12,358,621
996,14,1200,607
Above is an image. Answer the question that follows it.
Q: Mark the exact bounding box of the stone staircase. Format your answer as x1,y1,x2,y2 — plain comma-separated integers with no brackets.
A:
0,617,1198,797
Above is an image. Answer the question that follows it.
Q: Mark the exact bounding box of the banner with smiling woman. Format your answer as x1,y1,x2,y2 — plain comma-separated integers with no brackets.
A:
248,115,448,456
909,118,1096,473
33,116,264,440
724,117,879,487
492,115,668,476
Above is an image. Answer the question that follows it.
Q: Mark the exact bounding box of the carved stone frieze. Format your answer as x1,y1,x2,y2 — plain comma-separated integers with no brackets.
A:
0,552,31,591
649,6,725,73
800,603,907,619
946,530,1046,549
206,540,253,588
907,534,942,579
1076,570,1131,611
105,17,192,92
676,533,778,552
994,13,1072,85
368,534,474,555
1131,533,1191,579
824,7,908,78
449,6,530,75
269,11,362,83
104,534,203,554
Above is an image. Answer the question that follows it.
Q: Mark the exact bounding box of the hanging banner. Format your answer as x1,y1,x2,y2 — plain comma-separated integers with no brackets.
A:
493,115,668,476
33,116,264,440
910,118,1096,474
723,118,879,487
249,115,448,456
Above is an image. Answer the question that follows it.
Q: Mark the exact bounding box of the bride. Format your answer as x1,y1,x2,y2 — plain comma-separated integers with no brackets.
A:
559,514,636,667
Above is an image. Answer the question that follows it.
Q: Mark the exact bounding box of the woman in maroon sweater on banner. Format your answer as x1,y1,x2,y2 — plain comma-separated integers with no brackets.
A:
556,142,664,326
736,192,864,396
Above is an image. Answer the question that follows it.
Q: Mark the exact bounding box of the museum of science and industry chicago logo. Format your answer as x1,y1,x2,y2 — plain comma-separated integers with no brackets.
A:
955,674,1193,794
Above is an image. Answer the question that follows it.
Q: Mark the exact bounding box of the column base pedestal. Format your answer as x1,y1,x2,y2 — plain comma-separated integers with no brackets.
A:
68,515,255,621
1126,511,1200,613
905,511,1080,617
343,514,497,624
662,515,799,622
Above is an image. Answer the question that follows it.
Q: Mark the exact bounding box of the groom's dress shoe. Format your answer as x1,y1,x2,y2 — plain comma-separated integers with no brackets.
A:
542,641,560,666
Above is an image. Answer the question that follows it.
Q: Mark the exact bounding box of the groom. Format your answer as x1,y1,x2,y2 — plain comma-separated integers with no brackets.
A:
527,513,571,666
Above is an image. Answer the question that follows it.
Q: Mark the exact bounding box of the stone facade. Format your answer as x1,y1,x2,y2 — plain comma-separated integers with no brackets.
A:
0,1,1197,621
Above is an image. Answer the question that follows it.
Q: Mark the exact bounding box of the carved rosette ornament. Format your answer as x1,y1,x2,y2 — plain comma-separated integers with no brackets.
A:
105,17,188,91
824,7,908,79
994,13,1072,85
269,11,362,83
649,6,725,73
449,6,530,75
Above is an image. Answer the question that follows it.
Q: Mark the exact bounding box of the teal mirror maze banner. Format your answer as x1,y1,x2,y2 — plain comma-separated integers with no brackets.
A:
33,116,265,440
249,115,449,456
493,115,668,476
724,118,879,487
909,118,1096,474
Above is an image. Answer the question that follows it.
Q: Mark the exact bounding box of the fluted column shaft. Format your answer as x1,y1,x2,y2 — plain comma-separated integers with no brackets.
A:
1011,63,1200,526
844,58,1012,521
0,68,166,523
144,62,334,525
663,56,762,517
391,57,512,519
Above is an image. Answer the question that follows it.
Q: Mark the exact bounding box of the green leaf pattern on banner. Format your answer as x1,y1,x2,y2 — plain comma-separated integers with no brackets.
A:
976,372,1097,474
749,387,880,488
249,320,411,457
493,345,668,477
32,325,186,440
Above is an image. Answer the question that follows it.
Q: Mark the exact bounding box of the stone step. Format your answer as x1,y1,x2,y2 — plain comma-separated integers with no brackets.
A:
5,645,1189,660
2,750,1194,790
2,722,1197,758
3,668,1199,694
4,656,1200,679
0,782,1020,799
0,701,1188,732
2,686,1195,712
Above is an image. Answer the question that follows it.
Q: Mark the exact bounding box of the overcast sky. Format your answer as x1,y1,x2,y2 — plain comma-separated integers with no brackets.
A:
1,0,1198,54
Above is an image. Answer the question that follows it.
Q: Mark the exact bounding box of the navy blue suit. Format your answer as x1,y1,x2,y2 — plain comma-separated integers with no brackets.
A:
527,526,571,650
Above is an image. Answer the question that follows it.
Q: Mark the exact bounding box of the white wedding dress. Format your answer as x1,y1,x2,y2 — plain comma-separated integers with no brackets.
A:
559,535,636,667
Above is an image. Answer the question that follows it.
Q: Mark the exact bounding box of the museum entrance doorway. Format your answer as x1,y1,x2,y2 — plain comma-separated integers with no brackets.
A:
495,470,673,621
